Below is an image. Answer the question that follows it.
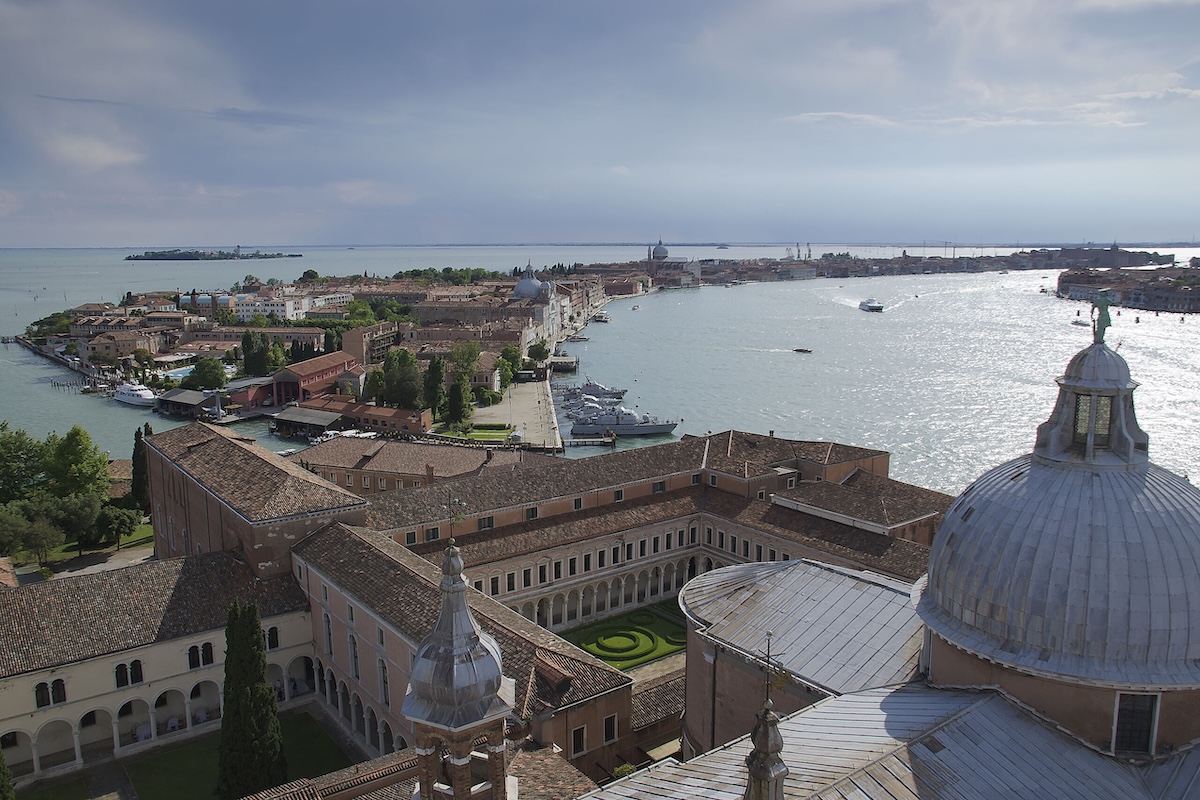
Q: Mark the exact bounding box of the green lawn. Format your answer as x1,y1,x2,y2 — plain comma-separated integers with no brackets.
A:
17,778,88,800
36,522,154,566
562,603,687,670
122,712,352,800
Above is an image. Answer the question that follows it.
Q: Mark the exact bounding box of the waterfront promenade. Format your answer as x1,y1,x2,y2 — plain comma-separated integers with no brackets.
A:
470,378,561,450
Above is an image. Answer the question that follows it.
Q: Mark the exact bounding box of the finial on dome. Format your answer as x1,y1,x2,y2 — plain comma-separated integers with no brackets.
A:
1091,290,1113,344
744,630,787,800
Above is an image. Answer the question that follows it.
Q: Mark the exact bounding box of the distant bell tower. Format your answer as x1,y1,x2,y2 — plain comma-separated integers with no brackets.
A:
402,540,515,799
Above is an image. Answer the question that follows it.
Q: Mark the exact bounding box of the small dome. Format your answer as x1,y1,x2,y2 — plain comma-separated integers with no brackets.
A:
514,263,544,299
401,542,510,729
652,240,668,259
916,341,1200,688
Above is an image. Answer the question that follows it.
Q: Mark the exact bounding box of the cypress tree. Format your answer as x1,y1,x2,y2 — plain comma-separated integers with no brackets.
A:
0,744,14,800
216,601,287,799
131,425,150,513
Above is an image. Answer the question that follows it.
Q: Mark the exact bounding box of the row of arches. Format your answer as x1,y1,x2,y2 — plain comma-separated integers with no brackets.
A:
509,556,727,631
2,656,317,780
313,658,407,757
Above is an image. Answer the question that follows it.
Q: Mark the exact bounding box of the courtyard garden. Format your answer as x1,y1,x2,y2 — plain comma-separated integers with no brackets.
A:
562,601,688,671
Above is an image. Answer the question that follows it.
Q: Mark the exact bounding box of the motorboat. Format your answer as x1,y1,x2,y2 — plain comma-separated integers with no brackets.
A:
793,348,812,354
112,383,158,407
592,312,611,323
580,378,626,399
571,407,678,437
859,298,884,312
566,334,589,342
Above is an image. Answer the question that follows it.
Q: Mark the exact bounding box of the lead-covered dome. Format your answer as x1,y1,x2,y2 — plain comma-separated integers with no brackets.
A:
402,541,510,728
916,339,1200,688
652,240,668,259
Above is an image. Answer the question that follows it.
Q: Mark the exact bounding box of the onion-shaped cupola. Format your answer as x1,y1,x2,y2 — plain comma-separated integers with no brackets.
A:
402,540,511,729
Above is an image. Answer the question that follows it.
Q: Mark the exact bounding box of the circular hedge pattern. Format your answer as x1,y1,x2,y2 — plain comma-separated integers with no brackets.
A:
564,607,688,670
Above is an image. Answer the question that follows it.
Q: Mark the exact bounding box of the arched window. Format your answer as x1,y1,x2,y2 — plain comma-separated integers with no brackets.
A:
201,642,214,665
349,635,360,679
379,660,390,707
35,682,50,708
130,659,143,683
266,627,280,650
116,663,129,688
188,646,201,670
51,679,66,704
323,613,333,654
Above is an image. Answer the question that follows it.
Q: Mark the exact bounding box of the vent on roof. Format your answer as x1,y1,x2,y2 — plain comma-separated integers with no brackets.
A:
534,656,573,693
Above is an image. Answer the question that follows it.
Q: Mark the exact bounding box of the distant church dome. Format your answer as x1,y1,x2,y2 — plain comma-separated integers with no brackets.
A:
916,333,1200,688
652,240,669,260
513,262,548,300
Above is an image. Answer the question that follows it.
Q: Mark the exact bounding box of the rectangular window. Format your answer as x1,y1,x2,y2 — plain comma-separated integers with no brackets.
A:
474,580,483,592
782,553,791,561
626,543,634,561
478,516,494,531
322,584,328,602
598,550,606,569
787,477,795,489
526,507,538,521
612,546,620,565
490,576,500,595
706,527,713,544
405,531,416,545
523,568,532,588
614,489,624,502
554,561,563,580
730,535,737,553
1114,693,1157,754
574,497,583,511
346,474,353,486
756,544,763,561
539,564,547,584
378,478,387,490
653,480,665,493
347,604,355,622
757,489,765,500
377,627,385,646
692,473,701,485
571,725,586,758
639,540,647,557
506,572,515,592
583,553,591,572
690,526,697,544
718,531,725,549
710,474,717,487
769,548,777,561
362,476,370,487
569,558,577,576
604,714,617,743
426,526,439,541
652,536,660,554
743,540,750,558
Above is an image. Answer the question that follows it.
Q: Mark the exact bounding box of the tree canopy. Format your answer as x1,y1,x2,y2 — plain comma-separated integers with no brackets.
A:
43,426,109,498
181,357,228,390
423,355,447,419
217,601,287,799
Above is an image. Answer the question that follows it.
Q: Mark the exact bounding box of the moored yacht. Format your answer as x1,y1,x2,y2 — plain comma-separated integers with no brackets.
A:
112,383,158,407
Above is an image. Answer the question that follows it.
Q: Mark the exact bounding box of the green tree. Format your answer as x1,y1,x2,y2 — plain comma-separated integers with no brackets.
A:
266,342,289,372
217,601,287,799
96,505,142,547
383,349,422,409
446,376,474,424
449,340,481,381
249,313,268,328
44,426,109,498
182,357,228,390
0,736,15,800
423,355,447,418
527,339,550,362
497,358,514,390
0,422,46,504
0,504,26,557
363,369,385,404
131,423,152,513
22,518,64,565
212,308,237,326
58,493,103,549
300,268,320,282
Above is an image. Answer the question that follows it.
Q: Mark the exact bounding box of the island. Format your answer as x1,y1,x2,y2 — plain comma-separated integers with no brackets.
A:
125,249,303,261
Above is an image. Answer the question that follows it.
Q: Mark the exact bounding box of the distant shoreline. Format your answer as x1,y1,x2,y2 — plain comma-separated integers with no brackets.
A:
125,249,303,261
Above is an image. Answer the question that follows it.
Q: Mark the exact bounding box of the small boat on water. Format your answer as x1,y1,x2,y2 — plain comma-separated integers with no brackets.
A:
112,383,158,407
592,312,611,323
859,298,884,312
793,348,812,354
580,378,626,399
1071,319,1090,327
566,334,589,342
631,305,640,311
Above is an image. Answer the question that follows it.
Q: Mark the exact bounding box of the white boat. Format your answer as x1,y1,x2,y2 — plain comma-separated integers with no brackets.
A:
592,312,611,323
579,378,626,399
859,298,884,312
112,383,158,407
571,407,678,437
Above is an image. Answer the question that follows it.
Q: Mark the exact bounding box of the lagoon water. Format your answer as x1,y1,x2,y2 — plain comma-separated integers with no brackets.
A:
3,245,1199,495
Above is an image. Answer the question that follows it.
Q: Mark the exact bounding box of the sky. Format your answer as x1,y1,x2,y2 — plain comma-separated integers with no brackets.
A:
1,0,1198,248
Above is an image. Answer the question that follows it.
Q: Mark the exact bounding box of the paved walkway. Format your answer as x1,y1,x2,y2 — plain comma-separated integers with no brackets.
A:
627,651,686,685
470,379,560,449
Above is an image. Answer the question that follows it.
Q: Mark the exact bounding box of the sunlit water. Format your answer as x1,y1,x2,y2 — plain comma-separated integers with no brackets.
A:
2,246,1198,494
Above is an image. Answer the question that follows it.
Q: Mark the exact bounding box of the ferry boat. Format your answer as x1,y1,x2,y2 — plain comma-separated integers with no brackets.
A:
859,298,884,312
112,383,158,407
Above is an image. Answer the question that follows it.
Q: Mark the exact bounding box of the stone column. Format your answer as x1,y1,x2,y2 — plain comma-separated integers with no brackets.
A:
448,735,474,799
149,709,159,740
72,729,83,765
184,697,193,727
486,726,507,798
111,718,122,754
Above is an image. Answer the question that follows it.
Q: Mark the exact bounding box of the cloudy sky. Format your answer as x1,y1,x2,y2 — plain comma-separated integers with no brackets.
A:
1,0,1198,248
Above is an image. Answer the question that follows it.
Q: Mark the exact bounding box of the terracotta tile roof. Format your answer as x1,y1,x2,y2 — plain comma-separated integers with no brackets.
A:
240,779,322,800
0,557,17,589
779,468,955,528
291,439,550,479
312,749,418,798
365,438,710,531
507,741,598,799
0,552,308,678
631,670,686,730
276,351,358,380
688,430,887,470
293,524,631,716
409,490,706,567
147,423,367,522
702,493,930,581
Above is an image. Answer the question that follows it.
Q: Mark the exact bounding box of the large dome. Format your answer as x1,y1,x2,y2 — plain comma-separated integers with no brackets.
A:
916,340,1200,688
